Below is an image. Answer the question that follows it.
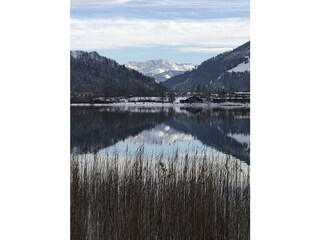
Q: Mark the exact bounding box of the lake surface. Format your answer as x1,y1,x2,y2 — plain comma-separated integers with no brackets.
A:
71,106,250,164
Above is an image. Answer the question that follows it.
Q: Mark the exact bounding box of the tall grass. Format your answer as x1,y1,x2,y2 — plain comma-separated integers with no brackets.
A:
71,149,250,240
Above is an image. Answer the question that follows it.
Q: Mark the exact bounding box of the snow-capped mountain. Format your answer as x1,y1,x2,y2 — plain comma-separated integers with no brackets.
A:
70,51,168,102
163,41,250,93
125,59,197,82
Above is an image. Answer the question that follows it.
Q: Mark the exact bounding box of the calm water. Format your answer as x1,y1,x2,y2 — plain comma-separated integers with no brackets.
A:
71,106,250,164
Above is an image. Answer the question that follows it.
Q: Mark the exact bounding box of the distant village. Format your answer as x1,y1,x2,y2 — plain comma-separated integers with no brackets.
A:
87,92,250,106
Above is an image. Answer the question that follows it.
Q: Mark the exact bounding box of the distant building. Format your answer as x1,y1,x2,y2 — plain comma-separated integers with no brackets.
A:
180,96,203,104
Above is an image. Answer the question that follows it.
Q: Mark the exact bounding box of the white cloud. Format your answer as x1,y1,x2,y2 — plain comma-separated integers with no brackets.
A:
71,18,249,51
178,47,233,53
71,0,249,7
71,0,132,5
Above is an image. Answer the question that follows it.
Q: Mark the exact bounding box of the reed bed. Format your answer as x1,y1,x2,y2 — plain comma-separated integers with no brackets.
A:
71,149,250,240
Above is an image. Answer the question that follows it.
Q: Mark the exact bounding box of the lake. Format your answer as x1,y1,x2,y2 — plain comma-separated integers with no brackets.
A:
71,106,250,165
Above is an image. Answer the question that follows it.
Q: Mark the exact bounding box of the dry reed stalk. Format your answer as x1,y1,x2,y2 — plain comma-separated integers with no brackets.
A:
71,150,250,240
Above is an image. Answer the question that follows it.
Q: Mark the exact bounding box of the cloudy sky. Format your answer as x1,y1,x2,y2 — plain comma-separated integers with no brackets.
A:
71,0,250,64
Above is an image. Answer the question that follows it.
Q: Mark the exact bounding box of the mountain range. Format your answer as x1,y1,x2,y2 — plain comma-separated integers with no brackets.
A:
70,51,167,102
162,41,250,93
126,59,197,82
70,41,250,102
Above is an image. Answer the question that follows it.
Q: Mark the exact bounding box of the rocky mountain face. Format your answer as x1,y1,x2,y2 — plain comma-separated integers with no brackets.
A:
70,51,168,102
162,41,250,93
126,59,197,82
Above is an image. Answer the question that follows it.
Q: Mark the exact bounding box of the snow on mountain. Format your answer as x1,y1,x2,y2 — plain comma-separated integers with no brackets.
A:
227,57,250,73
163,41,250,93
70,51,168,102
126,59,197,82
71,50,104,62
71,50,83,59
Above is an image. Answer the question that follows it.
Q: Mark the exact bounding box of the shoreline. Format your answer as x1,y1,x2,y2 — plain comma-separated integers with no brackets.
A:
70,102,250,109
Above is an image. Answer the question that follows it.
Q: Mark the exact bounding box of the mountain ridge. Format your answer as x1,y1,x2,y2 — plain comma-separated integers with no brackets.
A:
162,41,250,93
70,51,168,102
126,59,197,82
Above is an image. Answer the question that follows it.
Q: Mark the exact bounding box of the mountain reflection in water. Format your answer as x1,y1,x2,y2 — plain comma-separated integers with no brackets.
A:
71,106,250,164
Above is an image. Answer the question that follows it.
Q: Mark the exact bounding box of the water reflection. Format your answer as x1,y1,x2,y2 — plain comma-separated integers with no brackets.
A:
71,106,250,164
129,124,194,144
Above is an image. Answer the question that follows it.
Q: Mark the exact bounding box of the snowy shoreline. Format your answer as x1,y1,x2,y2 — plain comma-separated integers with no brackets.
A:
70,102,250,109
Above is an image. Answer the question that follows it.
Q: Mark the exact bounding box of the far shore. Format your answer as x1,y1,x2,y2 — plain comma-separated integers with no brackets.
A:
70,101,250,109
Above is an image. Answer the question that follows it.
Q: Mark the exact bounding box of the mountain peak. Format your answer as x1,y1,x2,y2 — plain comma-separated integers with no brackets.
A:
70,50,107,62
70,50,84,59
163,41,250,93
125,59,197,82
151,59,171,65
70,51,168,102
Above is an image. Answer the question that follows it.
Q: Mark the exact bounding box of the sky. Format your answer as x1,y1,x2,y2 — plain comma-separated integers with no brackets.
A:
70,0,250,64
